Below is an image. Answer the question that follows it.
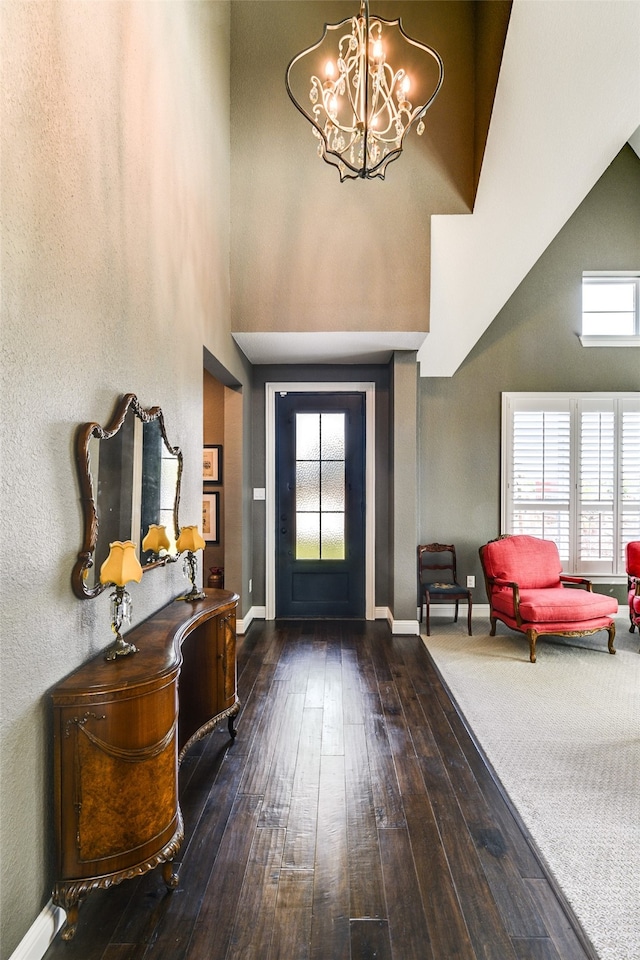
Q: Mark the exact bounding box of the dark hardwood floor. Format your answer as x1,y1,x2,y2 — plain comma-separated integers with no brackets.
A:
44,621,597,960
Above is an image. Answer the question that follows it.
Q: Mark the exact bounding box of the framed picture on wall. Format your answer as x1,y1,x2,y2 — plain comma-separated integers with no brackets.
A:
202,491,220,544
203,444,222,484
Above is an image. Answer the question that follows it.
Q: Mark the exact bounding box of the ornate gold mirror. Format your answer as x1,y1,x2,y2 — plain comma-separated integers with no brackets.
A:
72,394,183,599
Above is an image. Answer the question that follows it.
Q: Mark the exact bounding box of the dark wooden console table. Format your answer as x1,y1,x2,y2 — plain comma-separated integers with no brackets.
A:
51,589,239,940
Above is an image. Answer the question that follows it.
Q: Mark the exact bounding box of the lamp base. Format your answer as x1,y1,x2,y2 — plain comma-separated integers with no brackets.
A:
176,587,206,603
105,636,138,661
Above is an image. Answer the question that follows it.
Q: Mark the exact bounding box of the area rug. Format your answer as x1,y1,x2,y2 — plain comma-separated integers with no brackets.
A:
422,615,640,960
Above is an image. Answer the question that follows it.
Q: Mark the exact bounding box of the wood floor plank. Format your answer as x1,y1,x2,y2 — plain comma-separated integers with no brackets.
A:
350,919,393,960
258,692,306,827
525,879,599,960
290,707,323,801
511,937,564,960
237,679,290,795
415,668,548,940
402,792,477,960
344,721,386,919
377,678,426,796
303,638,328,710
185,794,263,960
310,754,349,960
321,637,344,756
268,869,314,960
378,826,434,960
340,644,365,724
225,827,286,960
419,649,546,880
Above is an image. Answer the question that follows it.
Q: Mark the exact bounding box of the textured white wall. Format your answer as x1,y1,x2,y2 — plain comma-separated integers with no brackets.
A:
0,2,232,955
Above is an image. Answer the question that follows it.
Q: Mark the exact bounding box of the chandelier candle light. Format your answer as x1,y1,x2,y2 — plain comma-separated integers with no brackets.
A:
285,0,443,181
99,540,143,661
176,525,207,602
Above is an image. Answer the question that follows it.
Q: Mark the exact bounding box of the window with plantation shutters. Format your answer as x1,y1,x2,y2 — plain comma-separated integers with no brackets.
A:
511,407,570,560
503,394,640,577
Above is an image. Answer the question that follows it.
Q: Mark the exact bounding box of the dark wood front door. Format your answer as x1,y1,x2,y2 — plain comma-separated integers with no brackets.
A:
275,392,365,618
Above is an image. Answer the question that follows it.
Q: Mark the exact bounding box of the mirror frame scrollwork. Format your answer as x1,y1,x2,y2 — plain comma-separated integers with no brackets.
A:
72,393,183,599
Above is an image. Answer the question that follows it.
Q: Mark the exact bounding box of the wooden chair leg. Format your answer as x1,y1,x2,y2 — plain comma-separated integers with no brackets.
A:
467,597,472,636
454,601,459,623
425,599,431,636
607,622,616,655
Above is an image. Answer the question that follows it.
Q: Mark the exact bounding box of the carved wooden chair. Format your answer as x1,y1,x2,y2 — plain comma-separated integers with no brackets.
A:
417,543,472,636
479,534,618,662
626,541,640,647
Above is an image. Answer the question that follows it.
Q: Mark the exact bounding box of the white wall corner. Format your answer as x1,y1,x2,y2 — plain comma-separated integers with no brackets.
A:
237,605,265,634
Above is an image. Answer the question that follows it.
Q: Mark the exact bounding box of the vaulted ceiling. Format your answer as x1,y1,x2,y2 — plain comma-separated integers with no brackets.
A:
230,0,640,375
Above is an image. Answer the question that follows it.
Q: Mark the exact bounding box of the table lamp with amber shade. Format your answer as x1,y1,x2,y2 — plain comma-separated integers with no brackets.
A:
142,523,171,558
176,524,206,601
99,540,143,660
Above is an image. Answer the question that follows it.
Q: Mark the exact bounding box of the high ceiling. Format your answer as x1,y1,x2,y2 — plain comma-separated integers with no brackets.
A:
230,1,640,374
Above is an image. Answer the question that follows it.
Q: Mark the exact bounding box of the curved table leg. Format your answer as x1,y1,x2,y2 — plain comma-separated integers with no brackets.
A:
162,860,179,890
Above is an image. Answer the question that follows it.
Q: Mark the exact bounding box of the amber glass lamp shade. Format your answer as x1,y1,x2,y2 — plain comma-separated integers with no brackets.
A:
99,541,143,661
142,524,171,555
176,525,206,554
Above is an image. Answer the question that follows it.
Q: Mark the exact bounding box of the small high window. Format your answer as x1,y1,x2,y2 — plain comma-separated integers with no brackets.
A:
580,273,640,345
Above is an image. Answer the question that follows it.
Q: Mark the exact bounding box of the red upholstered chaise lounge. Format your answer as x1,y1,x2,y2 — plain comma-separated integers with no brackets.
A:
479,534,618,663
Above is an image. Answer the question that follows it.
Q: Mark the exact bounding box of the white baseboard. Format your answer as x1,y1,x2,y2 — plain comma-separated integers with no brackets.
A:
236,605,265,634
8,900,65,960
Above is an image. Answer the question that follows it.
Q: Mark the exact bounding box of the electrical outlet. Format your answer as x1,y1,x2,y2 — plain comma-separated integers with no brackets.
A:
466,575,475,588
249,579,253,593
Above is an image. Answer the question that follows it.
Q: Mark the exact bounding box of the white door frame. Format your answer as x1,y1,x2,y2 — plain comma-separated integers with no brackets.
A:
265,381,376,621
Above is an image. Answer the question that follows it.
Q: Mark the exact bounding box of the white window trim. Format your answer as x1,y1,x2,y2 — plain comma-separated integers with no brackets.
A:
580,272,640,345
579,335,640,347
501,391,640,581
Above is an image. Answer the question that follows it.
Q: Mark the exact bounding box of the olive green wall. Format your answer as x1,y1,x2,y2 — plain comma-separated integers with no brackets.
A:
418,145,640,602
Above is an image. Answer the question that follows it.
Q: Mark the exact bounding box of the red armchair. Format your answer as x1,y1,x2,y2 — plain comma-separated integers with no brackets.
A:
479,535,618,663
626,541,640,641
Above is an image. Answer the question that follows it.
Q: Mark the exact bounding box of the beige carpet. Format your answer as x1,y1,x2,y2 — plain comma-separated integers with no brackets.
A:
422,614,640,960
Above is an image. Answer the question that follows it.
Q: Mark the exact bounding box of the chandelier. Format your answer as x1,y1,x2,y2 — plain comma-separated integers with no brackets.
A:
285,0,444,181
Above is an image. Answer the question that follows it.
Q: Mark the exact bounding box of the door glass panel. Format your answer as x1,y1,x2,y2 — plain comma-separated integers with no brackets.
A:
296,414,320,459
295,412,346,560
321,461,345,510
321,512,345,560
296,512,320,559
321,413,345,459
296,461,320,511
